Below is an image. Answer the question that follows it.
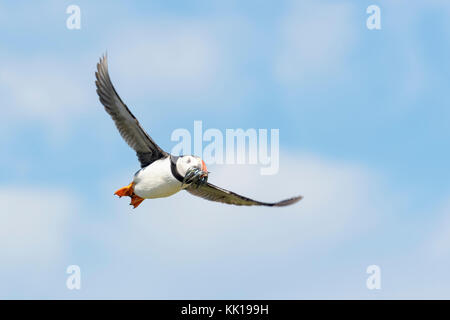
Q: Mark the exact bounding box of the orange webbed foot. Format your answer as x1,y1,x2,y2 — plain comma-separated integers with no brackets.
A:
130,194,145,208
114,183,145,208
114,183,134,197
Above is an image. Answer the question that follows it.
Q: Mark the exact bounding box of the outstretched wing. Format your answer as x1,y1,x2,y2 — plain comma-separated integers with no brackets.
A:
95,54,168,167
186,182,302,207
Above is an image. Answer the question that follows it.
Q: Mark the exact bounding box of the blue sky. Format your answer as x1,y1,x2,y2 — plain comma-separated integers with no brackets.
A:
1,0,450,299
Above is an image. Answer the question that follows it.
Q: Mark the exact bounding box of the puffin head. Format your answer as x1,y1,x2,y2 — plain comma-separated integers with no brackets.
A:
176,155,209,186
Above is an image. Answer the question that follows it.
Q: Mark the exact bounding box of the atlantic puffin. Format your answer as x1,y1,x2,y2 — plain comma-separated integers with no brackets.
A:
95,55,302,208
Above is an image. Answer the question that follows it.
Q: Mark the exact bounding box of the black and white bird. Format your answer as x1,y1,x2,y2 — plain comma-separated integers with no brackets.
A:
95,55,302,208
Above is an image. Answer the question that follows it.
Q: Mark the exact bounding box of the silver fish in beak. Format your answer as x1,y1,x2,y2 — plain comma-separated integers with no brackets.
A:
182,167,209,187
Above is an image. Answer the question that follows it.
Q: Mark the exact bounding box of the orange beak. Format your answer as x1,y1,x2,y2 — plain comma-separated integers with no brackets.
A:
201,160,208,175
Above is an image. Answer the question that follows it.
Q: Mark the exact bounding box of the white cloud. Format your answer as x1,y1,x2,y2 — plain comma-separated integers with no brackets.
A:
275,1,357,85
109,20,221,98
0,57,92,133
0,186,75,266
425,198,450,259
87,152,386,298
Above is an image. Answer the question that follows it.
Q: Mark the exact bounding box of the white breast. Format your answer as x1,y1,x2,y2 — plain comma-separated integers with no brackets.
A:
132,157,183,199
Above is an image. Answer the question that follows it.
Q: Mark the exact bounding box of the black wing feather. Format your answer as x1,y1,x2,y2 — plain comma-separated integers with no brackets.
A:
186,182,302,207
95,54,168,167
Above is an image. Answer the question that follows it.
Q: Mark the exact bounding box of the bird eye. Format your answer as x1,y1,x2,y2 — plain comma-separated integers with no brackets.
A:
186,158,191,164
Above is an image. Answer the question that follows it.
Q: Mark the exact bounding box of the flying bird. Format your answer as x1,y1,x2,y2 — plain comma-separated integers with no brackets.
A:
95,55,302,208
